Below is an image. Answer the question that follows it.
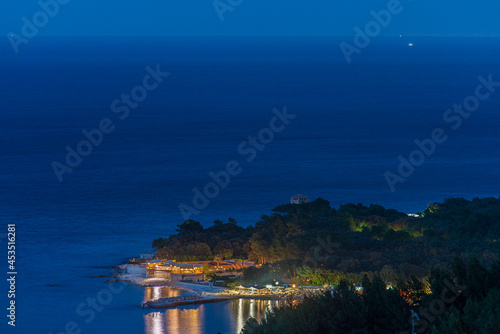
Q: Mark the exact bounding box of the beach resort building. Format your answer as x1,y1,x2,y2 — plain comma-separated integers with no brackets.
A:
192,260,253,277
146,259,204,282
290,194,309,204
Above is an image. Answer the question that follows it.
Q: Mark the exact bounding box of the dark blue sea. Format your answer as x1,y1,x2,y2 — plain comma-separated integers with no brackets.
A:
1,36,500,333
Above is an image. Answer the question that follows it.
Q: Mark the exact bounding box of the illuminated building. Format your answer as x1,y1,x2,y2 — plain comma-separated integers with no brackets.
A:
146,259,203,282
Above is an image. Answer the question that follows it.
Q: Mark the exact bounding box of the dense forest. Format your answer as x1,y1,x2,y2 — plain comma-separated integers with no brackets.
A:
152,196,500,283
242,256,500,333
153,196,500,332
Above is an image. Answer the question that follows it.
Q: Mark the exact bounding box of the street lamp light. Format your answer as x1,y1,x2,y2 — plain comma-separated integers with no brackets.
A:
411,309,420,334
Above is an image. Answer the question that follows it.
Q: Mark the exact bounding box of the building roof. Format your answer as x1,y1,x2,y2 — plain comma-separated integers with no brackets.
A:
158,260,176,267
176,263,203,268
159,262,203,269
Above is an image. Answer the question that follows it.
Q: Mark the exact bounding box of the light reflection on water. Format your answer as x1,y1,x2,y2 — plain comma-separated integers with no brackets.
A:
145,307,203,334
143,286,187,303
143,288,281,334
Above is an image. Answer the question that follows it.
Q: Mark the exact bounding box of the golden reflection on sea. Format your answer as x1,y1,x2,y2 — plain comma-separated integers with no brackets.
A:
143,286,182,303
232,299,280,333
143,287,281,334
145,307,203,334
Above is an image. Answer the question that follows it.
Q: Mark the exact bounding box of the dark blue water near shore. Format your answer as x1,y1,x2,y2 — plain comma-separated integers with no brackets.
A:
1,36,500,333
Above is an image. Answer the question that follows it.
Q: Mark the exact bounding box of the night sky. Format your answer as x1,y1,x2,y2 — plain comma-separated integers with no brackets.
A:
2,0,500,37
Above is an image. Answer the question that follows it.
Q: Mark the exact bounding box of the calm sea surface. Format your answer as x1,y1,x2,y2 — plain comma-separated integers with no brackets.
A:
1,36,500,333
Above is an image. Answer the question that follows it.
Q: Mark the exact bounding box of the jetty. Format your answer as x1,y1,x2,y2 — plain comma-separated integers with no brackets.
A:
140,295,235,309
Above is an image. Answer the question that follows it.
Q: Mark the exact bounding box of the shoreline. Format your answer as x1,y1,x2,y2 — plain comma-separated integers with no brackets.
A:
140,292,285,309
141,296,236,309
117,267,288,309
